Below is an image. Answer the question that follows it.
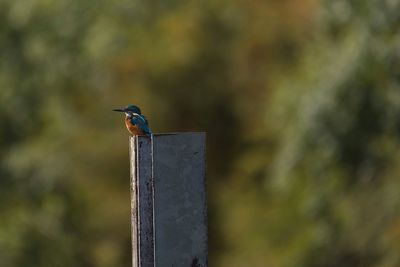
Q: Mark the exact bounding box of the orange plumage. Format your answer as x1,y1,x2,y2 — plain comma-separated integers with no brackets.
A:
125,116,145,135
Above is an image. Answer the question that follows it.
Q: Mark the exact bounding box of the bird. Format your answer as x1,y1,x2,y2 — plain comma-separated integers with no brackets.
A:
113,105,152,135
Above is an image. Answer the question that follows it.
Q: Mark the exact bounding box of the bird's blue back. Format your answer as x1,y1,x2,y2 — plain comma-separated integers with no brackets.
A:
131,114,152,134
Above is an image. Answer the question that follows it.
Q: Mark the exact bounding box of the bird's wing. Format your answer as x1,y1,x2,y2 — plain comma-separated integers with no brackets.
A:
130,114,152,134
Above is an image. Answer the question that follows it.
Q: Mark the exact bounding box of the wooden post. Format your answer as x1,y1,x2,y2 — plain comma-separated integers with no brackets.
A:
129,133,208,267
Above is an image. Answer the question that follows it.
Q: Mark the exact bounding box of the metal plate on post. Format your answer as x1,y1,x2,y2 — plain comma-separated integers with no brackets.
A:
129,137,139,267
131,136,155,267
130,133,207,267
153,133,207,267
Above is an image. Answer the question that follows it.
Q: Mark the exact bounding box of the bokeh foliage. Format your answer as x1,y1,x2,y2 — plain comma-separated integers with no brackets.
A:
1,0,400,266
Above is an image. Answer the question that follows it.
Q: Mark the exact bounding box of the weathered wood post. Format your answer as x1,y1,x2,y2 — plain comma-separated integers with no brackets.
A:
129,133,208,267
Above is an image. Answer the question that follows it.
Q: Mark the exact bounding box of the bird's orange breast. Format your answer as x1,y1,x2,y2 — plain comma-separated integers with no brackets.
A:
125,117,144,135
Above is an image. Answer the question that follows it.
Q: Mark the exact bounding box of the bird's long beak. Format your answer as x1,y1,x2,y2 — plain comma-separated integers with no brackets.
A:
113,108,126,112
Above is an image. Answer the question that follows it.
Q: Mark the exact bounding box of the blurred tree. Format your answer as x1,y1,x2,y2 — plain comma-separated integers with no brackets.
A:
218,1,400,267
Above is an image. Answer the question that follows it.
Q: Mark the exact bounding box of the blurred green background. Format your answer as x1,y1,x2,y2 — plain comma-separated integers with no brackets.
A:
1,0,400,266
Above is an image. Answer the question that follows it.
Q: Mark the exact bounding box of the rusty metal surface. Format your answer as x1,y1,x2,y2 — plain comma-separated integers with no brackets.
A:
130,133,207,267
130,136,155,267
129,137,138,267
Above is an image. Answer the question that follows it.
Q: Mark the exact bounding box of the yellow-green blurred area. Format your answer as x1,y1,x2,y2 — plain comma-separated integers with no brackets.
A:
1,0,400,266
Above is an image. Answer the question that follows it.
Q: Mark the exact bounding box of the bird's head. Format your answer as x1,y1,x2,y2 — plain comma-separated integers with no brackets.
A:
113,104,142,117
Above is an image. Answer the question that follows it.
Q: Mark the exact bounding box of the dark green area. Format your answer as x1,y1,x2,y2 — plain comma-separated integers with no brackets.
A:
1,0,400,266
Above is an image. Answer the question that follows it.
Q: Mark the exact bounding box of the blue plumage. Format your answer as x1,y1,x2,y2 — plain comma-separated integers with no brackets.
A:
130,114,152,134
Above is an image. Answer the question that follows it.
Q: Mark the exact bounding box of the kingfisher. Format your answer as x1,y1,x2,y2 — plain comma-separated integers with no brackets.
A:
113,105,152,135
